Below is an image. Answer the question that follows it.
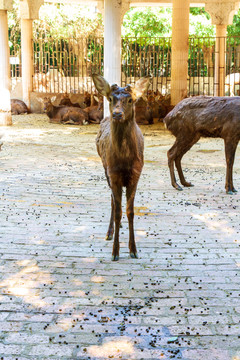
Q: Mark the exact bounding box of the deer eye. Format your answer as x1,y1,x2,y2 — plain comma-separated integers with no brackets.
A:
128,98,133,104
109,96,113,103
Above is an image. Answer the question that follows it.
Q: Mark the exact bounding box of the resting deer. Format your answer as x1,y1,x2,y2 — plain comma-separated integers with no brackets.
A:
59,93,81,108
93,74,151,260
40,97,88,125
11,99,30,115
164,95,240,194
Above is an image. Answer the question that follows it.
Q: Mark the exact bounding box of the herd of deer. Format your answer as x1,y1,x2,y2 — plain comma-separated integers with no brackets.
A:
10,74,240,260
11,88,173,125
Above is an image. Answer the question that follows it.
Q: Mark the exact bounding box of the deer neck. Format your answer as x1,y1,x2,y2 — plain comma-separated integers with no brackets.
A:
110,117,137,156
48,104,56,118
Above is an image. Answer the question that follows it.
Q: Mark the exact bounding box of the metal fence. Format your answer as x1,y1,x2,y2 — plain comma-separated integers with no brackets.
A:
9,27,240,96
31,22,104,93
33,36,103,93
188,37,215,96
121,37,171,94
224,36,240,96
189,36,240,96
9,28,21,90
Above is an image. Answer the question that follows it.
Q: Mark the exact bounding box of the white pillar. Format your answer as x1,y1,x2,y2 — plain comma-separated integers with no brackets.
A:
214,25,226,96
205,2,239,96
0,10,12,125
21,18,33,108
171,0,190,106
103,0,122,116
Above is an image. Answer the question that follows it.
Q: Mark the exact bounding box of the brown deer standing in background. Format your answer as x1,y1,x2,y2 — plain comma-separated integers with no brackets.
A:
164,96,240,194
93,74,151,260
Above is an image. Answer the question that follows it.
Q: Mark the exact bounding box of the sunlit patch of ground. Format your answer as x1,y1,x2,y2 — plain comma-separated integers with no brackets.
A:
0,113,239,360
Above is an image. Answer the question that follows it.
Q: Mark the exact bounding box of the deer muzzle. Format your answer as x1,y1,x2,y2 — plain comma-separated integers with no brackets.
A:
112,111,125,122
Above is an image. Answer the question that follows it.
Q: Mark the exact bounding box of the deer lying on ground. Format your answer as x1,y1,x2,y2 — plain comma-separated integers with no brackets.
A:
11,99,30,115
135,96,153,125
164,95,240,194
93,74,151,260
84,96,103,124
59,93,81,108
40,97,89,125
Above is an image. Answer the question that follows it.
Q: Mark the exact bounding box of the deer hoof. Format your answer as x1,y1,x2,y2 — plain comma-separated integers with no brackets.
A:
105,235,113,241
111,255,119,261
183,182,194,187
226,186,237,194
130,252,138,259
226,190,236,195
174,184,183,191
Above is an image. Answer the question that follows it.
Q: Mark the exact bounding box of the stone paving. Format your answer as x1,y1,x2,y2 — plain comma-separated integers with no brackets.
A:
0,114,240,360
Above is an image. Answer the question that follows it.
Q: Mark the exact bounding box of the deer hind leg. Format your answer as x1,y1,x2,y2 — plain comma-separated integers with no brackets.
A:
167,141,182,191
126,184,138,259
224,139,238,194
167,134,196,191
175,134,200,187
111,185,122,261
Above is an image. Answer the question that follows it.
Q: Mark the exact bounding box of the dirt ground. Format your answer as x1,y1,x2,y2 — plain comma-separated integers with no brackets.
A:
0,113,240,360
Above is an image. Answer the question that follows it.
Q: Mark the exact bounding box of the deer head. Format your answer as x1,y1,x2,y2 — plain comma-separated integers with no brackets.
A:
38,96,56,113
92,74,151,123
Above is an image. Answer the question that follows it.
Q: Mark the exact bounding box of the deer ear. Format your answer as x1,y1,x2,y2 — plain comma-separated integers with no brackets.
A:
132,76,152,101
92,74,111,98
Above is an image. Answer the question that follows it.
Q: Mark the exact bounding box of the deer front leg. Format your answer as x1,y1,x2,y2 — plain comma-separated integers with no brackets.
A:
106,195,114,240
224,139,238,194
111,186,122,261
126,184,138,259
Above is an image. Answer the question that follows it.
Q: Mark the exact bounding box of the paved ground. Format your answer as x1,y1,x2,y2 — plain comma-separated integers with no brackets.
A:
0,114,240,360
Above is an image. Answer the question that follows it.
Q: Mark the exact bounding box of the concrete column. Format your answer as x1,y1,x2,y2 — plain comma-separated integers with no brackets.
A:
205,1,239,96
21,18,33,108
103,0,122,116
171,0,190,106
214,25,227,96
0,10,12,125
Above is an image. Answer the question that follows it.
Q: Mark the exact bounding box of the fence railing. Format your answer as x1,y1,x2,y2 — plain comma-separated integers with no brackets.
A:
121,37,171,94
9,27,240,96
32,36,103,93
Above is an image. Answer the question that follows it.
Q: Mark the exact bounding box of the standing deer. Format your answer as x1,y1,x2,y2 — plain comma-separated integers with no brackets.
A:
164,95,240,194
93,74,151,260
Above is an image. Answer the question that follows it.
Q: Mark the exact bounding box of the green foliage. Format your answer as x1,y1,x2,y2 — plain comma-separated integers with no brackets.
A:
122,6,216,39
190,7,211,20
189,13,215,37
7,2,240,43
8,0,21,51
122,7,172,38
8,1,103,41
227,12,240,37
37,3,103,38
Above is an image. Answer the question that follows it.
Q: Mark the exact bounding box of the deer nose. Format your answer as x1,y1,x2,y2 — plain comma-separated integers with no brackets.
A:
112,111,123,120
